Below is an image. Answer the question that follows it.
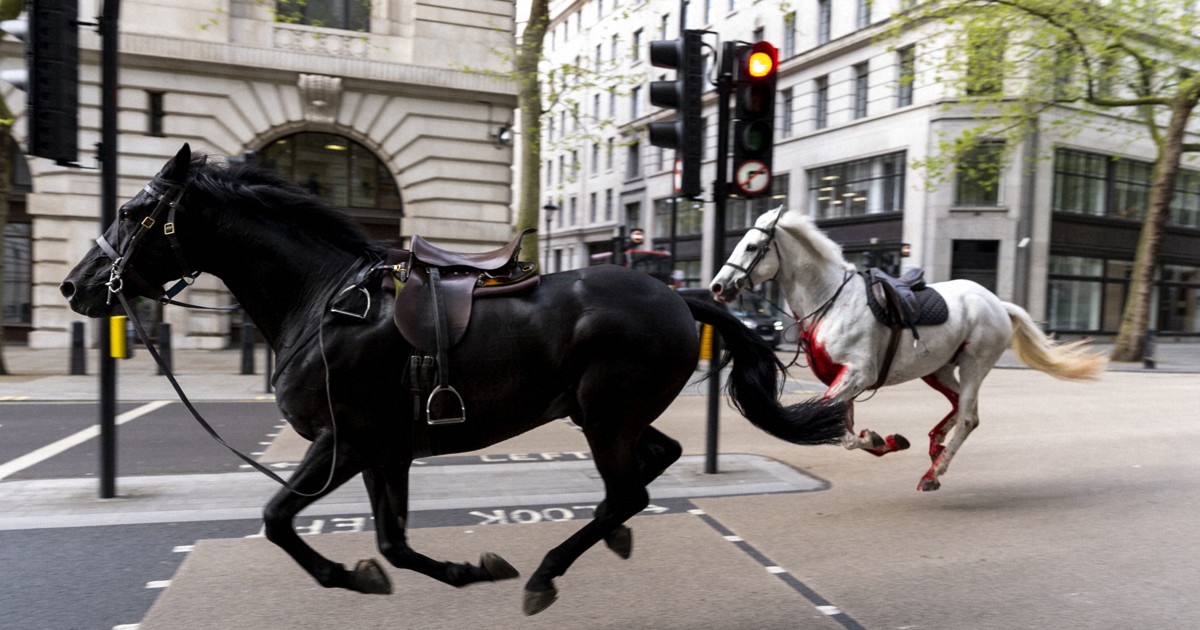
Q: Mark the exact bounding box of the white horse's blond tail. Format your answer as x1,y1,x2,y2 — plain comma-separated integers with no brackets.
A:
1004,303,1107,380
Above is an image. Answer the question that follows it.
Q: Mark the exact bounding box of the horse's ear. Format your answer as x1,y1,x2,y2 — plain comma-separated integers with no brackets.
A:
160,143,192,183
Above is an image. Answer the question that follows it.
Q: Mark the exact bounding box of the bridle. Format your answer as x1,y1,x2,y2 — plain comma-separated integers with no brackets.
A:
97,174,202,307
721,207,786,289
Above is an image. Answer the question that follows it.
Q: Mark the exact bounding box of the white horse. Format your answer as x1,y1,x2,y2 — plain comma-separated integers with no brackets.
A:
710,207,1106,491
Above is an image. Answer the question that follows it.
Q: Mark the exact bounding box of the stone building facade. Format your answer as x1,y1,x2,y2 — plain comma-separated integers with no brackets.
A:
3,0,517,348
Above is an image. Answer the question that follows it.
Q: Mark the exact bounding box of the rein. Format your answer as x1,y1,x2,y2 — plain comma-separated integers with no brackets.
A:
95,171,375,497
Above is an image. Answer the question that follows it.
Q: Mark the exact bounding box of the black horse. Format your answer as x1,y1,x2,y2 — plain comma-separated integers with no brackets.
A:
61,145,846,615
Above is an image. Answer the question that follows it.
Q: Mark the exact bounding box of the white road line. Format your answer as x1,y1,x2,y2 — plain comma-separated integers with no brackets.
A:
145,580,171,589
0,401,173,481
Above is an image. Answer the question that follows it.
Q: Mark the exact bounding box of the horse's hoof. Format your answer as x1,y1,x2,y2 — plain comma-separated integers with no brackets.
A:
351,558,392,595
481,552,520,581
917,476,941,492
523,586,558,616
605,525,633,559
892,434,911,451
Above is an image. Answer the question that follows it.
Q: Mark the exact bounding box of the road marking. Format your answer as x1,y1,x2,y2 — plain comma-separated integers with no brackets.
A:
691,507,867,630
172,545,194,553
0,396,31,401
113,624,141,630
0,400,172,481
145,580,171,589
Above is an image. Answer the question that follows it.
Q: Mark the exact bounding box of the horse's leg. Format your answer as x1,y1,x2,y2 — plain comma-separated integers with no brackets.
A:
363,464,519,586
921,365,961,463
523,428,652,615
918,358,990,491
261,431,385,593
597,426,682,559
827,371,909,457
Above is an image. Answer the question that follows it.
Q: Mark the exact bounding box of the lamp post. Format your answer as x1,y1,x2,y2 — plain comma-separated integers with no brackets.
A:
542,200,558,272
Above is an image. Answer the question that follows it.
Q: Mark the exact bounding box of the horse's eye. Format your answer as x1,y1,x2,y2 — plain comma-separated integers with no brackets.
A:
745,244,758,253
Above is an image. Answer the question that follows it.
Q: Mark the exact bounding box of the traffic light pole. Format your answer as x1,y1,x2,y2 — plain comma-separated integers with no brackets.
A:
98,0,121,499
704,42,736,475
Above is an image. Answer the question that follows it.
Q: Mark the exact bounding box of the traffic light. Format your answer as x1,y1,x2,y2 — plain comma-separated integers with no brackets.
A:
0,0,80,165
647,29,705,198
732,41,778,198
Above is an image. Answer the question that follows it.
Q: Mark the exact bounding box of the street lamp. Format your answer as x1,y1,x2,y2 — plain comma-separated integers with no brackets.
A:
542,200,559,272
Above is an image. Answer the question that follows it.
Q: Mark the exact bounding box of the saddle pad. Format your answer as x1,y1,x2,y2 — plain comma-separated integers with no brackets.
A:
863,280,950,327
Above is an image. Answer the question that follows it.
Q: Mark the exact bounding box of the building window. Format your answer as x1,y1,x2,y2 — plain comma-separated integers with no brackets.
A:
728,173,789,230
632,29,642,62
966,31,1006,96
817,0,831,45
605,189,614,221
275,0,370,32
1050,148,1200,224
259,132,402,238
606,137,615,170
809,152,906,219
589,192,598,223
783,12,796,58
630,85,642,119
2,223,31,328
856,0,871,29
814,76,829,130
954,141,1005,206
626,141,641,179
780,88,794,138
655,197,705,238
897,45,915,107
853,62,869,119
147,91,165,137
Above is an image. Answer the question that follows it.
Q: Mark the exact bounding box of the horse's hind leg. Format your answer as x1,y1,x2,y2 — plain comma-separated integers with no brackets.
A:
921,365,961,463
262,431,384,593
523,428,654,615
363,463,519,586
918,358,990,491
598,426,682,558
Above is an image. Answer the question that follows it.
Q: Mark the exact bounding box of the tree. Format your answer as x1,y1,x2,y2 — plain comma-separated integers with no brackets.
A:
510,2,645,265
0,0,23,375
886,0,1200,362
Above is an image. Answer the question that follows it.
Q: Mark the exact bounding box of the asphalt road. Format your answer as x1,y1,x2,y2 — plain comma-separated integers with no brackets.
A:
2,366,1199,629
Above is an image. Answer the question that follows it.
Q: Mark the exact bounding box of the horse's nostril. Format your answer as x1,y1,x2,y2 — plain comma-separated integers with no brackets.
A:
60,281,75,299
711,283,722,295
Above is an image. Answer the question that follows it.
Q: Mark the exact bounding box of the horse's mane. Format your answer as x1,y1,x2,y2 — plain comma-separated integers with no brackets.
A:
184,155,379,254
774,208,855,271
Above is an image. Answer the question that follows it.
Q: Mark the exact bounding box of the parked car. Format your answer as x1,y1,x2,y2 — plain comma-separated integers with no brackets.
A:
676,288,785,348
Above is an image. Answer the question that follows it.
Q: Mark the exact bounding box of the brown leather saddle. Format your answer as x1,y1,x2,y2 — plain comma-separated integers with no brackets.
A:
383,228,539,424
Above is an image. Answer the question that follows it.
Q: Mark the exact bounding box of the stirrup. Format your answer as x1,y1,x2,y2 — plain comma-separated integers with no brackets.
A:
426,384,466,425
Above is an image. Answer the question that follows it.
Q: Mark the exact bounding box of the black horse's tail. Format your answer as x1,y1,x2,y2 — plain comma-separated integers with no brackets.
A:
683,296,846,445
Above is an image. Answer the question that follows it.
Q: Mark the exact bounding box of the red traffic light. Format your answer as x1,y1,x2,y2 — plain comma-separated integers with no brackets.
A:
741,42,777,81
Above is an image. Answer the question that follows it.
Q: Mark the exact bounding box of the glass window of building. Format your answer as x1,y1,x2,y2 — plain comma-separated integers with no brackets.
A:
259,132,402,239
817,0,831,45
809,153,905,219
276,0,370,31
954,141,1005,206
728,174,790,230
897,46,915,107
814,76,829,129
966,30,1006,96
853,63,869,119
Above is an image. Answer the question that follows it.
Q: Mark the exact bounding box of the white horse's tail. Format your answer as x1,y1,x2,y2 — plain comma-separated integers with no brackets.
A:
1004,303,1107,380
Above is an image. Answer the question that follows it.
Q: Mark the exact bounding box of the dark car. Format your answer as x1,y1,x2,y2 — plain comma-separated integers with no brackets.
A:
677,288,785,348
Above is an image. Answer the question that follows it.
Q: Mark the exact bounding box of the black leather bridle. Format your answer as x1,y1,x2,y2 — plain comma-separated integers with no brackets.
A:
721,207,786,287
97,175,200,306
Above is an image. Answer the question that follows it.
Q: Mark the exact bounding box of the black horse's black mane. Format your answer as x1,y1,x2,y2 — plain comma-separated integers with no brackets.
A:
183,155,381,254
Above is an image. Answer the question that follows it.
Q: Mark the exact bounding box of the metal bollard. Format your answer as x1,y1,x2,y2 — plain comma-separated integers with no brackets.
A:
241,323,255,375
264,346,274,394
69,321,87,375
1143,330,1157,370
156,322,173,375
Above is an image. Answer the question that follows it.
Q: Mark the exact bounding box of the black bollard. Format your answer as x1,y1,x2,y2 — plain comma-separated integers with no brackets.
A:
156,322,173,375
69,321,87,375
1143,330,1157,369
241,323,255,375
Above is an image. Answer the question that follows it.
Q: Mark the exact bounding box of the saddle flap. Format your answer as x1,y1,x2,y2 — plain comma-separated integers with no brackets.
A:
393,267,477,352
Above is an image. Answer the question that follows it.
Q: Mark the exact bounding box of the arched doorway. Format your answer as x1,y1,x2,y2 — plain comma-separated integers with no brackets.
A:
259,132,403,240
